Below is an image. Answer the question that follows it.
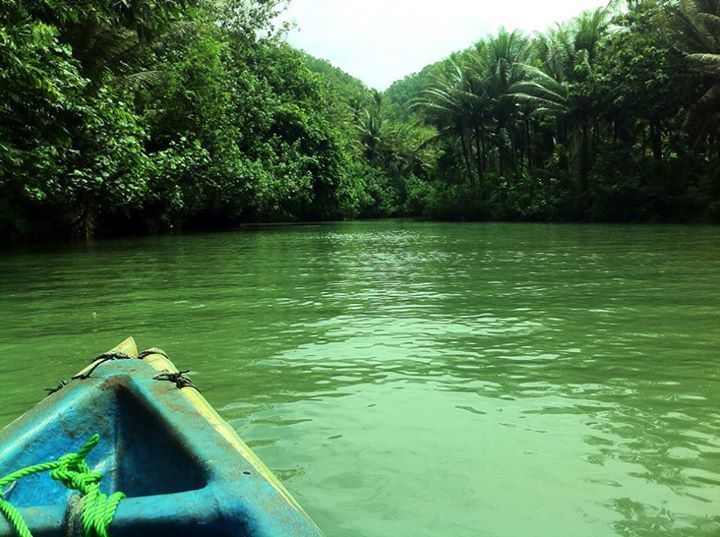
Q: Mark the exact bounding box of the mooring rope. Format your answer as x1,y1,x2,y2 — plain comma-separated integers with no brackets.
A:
47,348,171,396
0,435,124,537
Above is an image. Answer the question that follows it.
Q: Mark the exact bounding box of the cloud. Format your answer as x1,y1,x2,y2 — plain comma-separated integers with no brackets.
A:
281,0,610,89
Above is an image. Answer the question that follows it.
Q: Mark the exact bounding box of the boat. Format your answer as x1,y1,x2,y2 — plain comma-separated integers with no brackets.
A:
0,338,325,537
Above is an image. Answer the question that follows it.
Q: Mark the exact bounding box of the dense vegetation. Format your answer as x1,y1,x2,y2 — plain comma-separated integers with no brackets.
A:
387,0,720,222
1,0,718,242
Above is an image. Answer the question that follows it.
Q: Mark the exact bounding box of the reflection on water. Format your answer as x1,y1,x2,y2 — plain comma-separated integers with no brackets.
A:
0,221,718,537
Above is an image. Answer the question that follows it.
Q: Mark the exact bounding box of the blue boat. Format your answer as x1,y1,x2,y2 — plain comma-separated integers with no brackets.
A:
0,338,325,537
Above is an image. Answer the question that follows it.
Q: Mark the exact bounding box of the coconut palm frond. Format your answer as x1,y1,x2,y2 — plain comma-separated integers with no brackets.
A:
510,80,568,108
686,52,720,73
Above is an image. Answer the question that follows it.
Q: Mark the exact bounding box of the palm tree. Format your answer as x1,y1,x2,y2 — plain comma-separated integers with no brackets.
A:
358,91,436,179
412,30,530,185
357,91,386,165
672,0,720,150
465,30,530,176
412,59,480,184
33,0,190,89
511,8,610,212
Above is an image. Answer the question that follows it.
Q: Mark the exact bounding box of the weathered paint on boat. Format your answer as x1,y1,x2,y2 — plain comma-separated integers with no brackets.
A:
0,338,324,537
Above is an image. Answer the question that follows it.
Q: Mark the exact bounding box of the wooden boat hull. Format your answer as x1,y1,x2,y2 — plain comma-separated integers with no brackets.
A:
0,338,324,536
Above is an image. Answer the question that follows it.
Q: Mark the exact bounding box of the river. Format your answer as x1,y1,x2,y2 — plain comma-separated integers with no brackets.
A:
0,221,718,536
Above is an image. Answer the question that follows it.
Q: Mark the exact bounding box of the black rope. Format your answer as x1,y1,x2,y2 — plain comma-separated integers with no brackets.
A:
72,352,134,380
90,351,135,363
44,348,176,395
153,370,199,391
45,379,69,395
137,348,170,360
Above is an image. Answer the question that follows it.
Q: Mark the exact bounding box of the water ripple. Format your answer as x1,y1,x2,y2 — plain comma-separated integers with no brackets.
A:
0,222,718,537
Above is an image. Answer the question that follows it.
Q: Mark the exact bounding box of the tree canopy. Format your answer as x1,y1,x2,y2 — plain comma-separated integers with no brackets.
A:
0,0,718,243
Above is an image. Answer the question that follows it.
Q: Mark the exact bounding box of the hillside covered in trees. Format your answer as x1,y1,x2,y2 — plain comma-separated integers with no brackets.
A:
1,0,719,242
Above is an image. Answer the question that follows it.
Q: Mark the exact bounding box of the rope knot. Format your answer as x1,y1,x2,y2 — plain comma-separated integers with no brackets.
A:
0,435,124,537
51,468,102,491
153,370,198,390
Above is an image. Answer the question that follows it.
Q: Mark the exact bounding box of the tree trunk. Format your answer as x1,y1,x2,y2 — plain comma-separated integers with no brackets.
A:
578,123,590,216
77,206,96,241
525,117,532,174
650,121,662,161
481,132,487,173
473,127,484,184
496,124,505,177
459,129,474,185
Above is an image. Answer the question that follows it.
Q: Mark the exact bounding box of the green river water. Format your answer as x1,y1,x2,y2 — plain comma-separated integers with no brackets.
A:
0,221,718,537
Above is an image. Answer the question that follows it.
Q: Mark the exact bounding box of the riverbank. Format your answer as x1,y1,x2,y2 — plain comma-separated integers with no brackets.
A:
3,207,718,249
3,2,720,247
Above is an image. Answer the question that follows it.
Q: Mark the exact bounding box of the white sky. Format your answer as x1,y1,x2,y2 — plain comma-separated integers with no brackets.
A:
280,0,610,89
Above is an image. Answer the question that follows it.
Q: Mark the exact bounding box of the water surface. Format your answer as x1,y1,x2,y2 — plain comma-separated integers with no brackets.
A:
1,221,718,536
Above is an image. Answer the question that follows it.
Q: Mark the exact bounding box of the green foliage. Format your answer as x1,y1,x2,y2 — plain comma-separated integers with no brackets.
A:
0,0,398,240
302,54,372,112
0,0,158,239
2,0,720,242
395,0,720,222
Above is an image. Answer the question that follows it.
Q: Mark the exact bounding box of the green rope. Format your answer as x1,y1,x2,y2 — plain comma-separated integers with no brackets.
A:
0,435,125,537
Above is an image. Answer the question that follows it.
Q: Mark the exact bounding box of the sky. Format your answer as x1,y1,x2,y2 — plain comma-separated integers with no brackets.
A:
280,0,610,90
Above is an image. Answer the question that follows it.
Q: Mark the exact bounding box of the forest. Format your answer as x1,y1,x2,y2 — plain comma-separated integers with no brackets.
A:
1,0,719,242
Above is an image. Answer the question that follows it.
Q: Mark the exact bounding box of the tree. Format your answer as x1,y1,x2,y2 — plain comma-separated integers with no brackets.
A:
0,0,158,238
412,59,479,184
671,0,720,149
511,9,611,214
466,30,529,177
